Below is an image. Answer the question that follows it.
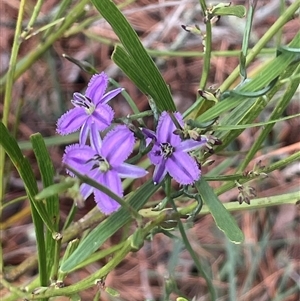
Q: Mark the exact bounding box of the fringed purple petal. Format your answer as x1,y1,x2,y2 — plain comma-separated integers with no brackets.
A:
80,183,94,200
91,104,114,130
100,88,124,104
79,122,89,145
94,171,123,215
90,123,102,153
57,108,87,136
148,143,163,165
62,144,96,176
166,151,200,185
85,73,108,105
102,125,135,166
156,112,181,146
153,159,168,185
114,163,148,178
177,138,207,152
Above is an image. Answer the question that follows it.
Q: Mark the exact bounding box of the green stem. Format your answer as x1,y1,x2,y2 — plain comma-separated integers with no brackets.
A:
0,0,90,92
4,188,299,300
20,209,169,299
237,65,300,172
215,150,300,196
167,187,216,300
199,20,212,89
0,0,26,273
239,0,256,80
140,191,299,219
82,31,278,58
20,0,45,39
50,236,62,281
219,0,300,91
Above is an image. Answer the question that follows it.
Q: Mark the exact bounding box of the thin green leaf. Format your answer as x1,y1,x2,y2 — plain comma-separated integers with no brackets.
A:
105,287,120,297
213,5,246,18
60,180,160,272
216,111,300,130
195,178,244,244
91,0,176,112
197,33,300,123
238,64,300,171
112,45,152,97
214,52,300,151
31,133,60,279
35,179,76,200
0,122,48,285
223,76,278,98
18,132,78,150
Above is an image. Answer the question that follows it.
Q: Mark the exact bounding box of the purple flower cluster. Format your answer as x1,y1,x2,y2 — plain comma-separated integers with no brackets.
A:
57,72,207,214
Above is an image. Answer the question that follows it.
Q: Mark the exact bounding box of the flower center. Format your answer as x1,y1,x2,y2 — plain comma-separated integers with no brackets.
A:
88,155,110,172
160,142,174,158
72,93,95,115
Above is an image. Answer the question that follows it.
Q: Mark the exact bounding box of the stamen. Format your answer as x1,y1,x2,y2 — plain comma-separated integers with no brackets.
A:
160,142,174,158
86,155,110,172
71,93,94,112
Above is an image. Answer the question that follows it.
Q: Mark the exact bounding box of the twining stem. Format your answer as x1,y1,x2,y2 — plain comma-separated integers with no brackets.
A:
237,65,300,172
166,177,216,300
219,0,300,91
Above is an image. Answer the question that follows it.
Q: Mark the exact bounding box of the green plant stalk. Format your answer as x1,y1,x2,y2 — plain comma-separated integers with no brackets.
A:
215,151,300,196
226,240,237,301
4,208,103,282
5,187,299,295
45,49,66,115
109,78,141,116
0,277,28,299
82,31,277,58
0,0,90,92
239,0,256,80
237,65,300,172
141,190,299,220
21,0,44,39
62,202,77,231
50,237,62,281
0,0,89,275
167,178,216,300
57,239,79,283
219,0,300,91
198,0,207,13
18,209,173,299
199,20,212,90
275,0,285,46
42,0,72,39
68,243,125,273
0,195,27,211
241,1,255,58
0,0,26,274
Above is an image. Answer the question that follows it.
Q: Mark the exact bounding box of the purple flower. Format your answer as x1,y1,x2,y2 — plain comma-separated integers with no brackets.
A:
146,112,207,185
57,72,123,146
63,125,148,214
